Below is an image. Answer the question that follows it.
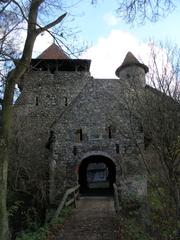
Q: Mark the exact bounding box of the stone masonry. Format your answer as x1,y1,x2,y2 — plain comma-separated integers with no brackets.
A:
12,44,148,208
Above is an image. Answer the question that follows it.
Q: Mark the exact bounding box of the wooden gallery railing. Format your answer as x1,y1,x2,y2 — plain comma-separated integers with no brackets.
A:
113,183,121,214
51,184,80,223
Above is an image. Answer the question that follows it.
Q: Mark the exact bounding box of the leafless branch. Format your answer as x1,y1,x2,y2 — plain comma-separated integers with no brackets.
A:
36,12,67,34
11,0,28,22
116,0,175,24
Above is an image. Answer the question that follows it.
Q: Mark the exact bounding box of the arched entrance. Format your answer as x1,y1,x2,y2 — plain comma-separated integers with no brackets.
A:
78,155,116,196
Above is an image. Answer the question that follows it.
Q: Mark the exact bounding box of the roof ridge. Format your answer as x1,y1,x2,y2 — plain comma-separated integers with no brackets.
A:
37,43,70,59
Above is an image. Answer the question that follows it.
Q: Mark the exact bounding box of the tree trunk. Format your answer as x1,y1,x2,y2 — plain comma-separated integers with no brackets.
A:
0,1,66,237
0,143,9,240
0,43,35,240
0,17,37,239
0,68,16,239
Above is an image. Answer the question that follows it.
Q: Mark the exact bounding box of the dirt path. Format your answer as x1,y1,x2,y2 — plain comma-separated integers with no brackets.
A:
55,196,119,240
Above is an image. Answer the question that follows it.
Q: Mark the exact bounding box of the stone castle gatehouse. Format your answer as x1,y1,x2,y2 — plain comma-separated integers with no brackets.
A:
12,43,148,205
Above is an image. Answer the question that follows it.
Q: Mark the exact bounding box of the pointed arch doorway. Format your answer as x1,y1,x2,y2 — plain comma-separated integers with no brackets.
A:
78,155,116,196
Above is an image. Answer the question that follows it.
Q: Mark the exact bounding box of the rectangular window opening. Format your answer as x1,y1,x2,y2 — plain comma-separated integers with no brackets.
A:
35,96,39,106
108,126,112,139
116,144,119,153
76,128,83,142
73,146,77,156
64,97,68,106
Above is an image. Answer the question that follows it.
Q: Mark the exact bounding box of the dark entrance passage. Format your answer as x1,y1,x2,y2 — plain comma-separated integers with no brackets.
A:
78,155,116,196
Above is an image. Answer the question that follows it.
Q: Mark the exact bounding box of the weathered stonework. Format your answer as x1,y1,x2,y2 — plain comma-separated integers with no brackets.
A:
12,48,148,208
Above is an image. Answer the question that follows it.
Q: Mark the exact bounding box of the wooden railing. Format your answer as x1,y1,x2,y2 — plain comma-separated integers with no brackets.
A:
113,183,121,214
51,184,80,223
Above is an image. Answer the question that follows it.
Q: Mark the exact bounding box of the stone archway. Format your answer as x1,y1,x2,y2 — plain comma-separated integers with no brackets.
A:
78,155,116,195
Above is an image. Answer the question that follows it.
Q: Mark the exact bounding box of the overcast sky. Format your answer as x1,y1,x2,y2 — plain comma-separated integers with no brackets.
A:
33,1,180,78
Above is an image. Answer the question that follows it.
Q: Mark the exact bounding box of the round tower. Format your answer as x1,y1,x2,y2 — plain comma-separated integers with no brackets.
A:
115,52,149,87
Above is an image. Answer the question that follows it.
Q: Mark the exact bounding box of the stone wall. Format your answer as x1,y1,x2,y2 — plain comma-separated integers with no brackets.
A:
11,70,90,191
49,77,146,203
12,66,147,206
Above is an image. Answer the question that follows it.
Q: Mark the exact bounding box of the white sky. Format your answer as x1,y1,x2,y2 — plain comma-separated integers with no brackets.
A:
80,29,150,78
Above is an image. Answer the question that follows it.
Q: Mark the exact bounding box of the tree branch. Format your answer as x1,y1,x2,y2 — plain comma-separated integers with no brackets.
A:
11,0,28,22
36,13,67,35
0,1,11,15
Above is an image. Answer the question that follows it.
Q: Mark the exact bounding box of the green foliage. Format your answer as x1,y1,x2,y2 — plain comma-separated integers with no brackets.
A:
148,179,177,240
16,226,48,240
8,197,43,236
16,207,72,240
50,206,72,225
118,216,152,240
117,176,178,240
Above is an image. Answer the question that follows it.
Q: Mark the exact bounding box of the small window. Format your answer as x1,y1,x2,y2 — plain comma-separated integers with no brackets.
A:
89,129,100,140
108,126,112,139
127,73,131,78
73,146,77,156
116,144,119,153
64,97,68,106
75,129,83,142
46,130,55,149
144,136,152,149
139,124,143,133
35,96,39,106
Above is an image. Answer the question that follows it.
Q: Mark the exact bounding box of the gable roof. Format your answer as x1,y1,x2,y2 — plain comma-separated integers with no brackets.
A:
37,43,70,59
51,78,128,129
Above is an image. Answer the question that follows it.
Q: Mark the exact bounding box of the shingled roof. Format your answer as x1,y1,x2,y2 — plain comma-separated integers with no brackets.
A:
30,44,90,74
37,43,70,59
115,52,149,77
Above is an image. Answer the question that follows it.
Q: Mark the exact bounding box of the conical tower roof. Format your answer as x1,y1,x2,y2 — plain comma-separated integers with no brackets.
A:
37,43,70,59
115,52,148,77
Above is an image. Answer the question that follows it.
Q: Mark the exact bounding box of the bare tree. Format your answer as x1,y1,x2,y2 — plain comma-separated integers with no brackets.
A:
123,42,180,238
147,41,180,101
0,0,82,238
144,42,180,237
116,0,176,23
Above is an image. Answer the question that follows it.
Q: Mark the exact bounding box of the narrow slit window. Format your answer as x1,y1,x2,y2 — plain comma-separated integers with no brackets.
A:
76,129,83,142
139,124,143,133
35,96,39,106
46,130,55,149
116,144,119,153
64,97,68,106
79,129,82,141
108,126,112,139
73,146,77,156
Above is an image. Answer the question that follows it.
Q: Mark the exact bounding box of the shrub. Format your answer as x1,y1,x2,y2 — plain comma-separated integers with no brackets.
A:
16,207,72,240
